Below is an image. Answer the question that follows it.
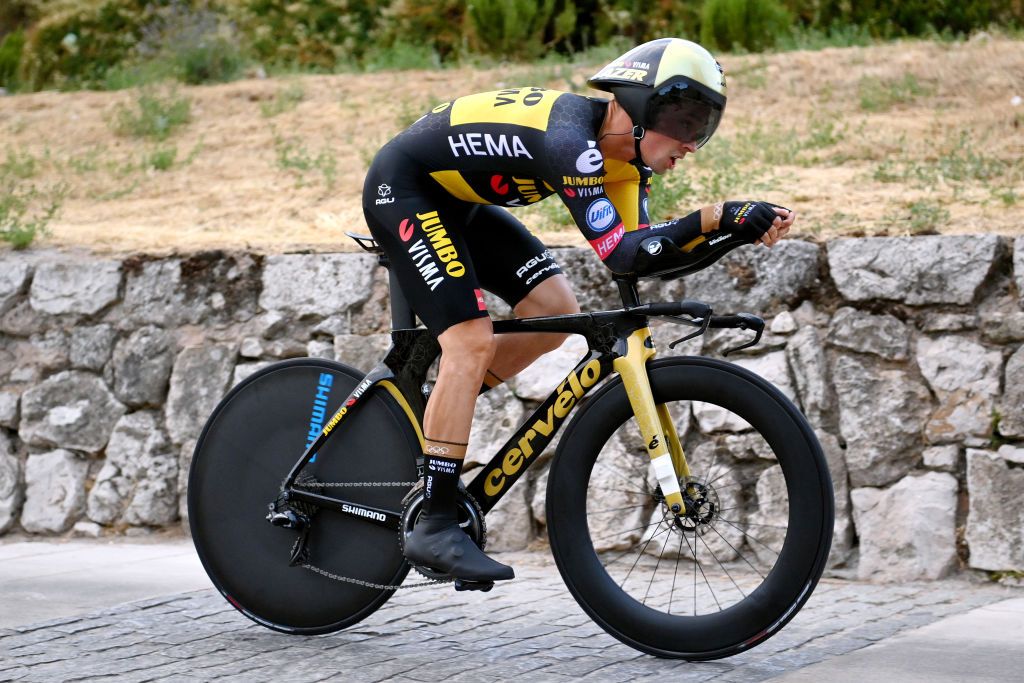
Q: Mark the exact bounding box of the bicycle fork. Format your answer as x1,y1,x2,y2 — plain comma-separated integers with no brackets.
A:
613,328,692,516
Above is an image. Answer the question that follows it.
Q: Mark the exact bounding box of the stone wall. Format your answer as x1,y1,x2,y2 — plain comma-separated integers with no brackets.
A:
1,235,1022,581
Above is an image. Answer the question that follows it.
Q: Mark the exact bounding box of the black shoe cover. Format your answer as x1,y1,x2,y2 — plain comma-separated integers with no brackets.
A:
404,518,514,582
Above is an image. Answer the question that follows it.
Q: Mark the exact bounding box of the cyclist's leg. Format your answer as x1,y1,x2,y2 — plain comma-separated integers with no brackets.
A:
362,161,513,582
463,205,581,386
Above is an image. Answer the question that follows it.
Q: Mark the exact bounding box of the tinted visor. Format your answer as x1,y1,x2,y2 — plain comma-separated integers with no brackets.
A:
647,81,724,149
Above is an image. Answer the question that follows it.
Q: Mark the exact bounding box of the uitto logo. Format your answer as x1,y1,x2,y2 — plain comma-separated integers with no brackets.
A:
483,359,602,497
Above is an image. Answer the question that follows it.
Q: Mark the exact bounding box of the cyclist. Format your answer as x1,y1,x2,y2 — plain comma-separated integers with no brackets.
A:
361,37,795,583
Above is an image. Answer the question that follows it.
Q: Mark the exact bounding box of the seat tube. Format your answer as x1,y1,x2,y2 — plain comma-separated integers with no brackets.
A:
612,328,687,515
389,267,416,330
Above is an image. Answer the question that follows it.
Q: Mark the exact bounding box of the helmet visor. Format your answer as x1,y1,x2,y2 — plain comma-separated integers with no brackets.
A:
647,81,724,149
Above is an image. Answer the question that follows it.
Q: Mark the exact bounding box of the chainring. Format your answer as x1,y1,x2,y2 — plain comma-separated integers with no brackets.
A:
398,480,487,580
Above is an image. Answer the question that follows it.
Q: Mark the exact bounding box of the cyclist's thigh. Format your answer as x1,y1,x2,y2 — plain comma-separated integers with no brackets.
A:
363,151,488,337
462,205,565,309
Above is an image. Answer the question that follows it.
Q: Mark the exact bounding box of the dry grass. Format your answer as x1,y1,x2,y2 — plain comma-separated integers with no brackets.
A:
1,35,1022,255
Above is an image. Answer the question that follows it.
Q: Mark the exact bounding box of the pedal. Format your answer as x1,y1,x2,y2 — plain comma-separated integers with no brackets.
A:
267,509,307,530
454,579,494,592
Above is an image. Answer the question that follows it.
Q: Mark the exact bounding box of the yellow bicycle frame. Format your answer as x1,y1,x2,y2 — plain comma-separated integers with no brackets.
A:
612,328,691,515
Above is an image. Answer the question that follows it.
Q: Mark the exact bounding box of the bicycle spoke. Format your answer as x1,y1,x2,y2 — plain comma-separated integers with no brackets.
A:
669,531,683,615
642,525,670,606
589,503,654,516
696,531,747,602
717,517,783,559
620,521,670,589
589,519,662,545
708,523,767,579
593,461,651,498
718,517,789,531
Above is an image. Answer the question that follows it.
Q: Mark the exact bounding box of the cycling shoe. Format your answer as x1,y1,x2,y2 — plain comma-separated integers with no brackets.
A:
404,518,514,582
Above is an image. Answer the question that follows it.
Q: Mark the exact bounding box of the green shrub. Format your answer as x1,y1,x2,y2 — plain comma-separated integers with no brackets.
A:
373,0,467,64
0,0,41,37
0,182,65,250
110,87,191,140
0,29,25,88
701,0,791,53
135,1,246,85
235,0,386,71
18,0,155,90
467,0,555,60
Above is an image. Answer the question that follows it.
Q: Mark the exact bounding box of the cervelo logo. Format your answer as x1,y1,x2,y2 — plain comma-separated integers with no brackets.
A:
575,141,603,173
375,183,394,206
448,133,533,159
515,250,551,279
341,503,387,523
484,358,603,497
586,198,615,232
589,224,625,260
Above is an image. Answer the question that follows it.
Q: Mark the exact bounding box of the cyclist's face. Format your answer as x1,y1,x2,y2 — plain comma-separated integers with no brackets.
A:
641,129,698,175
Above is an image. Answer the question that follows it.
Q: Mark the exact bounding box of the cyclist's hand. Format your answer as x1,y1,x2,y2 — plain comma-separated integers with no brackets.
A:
721,201,793,248
757,205,795,248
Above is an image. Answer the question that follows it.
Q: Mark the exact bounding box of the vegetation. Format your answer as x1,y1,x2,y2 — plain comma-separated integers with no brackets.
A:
0,1,1021,92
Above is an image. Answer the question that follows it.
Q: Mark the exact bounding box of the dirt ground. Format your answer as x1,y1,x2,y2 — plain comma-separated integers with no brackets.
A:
1,35,1022,255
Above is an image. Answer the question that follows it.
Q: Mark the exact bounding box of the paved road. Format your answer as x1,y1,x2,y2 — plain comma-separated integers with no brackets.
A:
0,540,1022,682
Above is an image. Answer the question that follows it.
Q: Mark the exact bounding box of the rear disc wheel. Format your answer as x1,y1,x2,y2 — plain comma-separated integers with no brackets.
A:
188,358,421,634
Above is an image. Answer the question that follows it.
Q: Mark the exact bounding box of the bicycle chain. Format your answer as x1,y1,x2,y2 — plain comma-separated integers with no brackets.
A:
292,479,451,591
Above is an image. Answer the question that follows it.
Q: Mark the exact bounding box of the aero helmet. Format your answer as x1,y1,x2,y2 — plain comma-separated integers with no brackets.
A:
588,38,726,149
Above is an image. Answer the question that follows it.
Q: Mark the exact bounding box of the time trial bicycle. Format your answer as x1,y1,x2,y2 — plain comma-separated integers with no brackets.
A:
187,232,834,660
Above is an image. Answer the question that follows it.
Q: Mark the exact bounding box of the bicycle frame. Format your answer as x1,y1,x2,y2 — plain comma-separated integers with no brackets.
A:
278,286,711,532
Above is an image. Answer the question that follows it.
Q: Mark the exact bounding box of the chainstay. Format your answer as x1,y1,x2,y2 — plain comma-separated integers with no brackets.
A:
301,563,452,590
297,481,418,487
295,478,436,589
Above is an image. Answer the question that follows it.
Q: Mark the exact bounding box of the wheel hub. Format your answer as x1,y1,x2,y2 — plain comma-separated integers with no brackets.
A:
670,476,720,534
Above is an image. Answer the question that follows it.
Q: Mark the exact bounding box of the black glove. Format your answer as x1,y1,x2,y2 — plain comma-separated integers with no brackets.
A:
721,201,786,244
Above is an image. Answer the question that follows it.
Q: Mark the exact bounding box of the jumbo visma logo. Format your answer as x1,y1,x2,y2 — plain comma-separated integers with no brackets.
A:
483,359,602,497
400,210,466,291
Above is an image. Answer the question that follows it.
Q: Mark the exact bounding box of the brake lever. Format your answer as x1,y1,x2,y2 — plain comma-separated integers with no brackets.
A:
717,313,765,356
669,316,711,349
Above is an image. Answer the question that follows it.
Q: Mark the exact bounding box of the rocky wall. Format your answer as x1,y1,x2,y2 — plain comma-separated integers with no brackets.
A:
1,235,1022,581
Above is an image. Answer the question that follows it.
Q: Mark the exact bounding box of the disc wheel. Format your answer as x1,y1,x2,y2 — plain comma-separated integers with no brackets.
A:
546,356,834,659
188,358,421,634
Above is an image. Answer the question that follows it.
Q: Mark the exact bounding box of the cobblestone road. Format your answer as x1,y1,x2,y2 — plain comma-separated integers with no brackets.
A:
1,552,1019,683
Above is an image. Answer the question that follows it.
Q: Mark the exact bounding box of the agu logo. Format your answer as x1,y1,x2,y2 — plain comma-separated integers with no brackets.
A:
586,198,615,232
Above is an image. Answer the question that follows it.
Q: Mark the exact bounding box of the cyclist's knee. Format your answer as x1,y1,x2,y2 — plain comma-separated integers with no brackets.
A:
438,317,496,370
516,275,580,318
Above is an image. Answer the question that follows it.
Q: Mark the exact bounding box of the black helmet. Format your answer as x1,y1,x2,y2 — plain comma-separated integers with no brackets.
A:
588,38,727,149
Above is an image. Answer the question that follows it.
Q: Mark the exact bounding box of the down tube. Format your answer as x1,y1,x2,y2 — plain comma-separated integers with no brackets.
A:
467,351,614,514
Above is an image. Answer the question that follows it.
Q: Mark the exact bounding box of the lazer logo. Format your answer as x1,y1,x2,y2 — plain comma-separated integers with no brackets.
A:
305,372,334,449
595,66,648,82
341,504,387,523
448,133,533,159
483,359,602,497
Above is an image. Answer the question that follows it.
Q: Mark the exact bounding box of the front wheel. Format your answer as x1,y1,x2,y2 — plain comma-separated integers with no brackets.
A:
546,356,834,660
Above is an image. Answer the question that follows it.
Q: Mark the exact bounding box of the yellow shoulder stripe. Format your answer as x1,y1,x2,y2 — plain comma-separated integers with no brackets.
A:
429,170,491,205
